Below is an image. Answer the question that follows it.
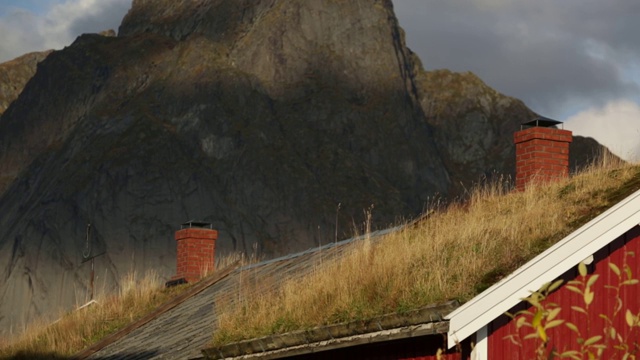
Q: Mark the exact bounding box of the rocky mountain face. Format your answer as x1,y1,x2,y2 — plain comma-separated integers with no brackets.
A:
0,0,610,335
415,69,608,195
0,50,52,116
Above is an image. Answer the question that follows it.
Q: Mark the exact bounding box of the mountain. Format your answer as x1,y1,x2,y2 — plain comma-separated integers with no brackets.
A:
0,0,611,335
415,69,609,195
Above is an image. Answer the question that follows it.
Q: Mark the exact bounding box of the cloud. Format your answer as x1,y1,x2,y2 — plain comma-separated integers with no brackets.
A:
565,100,640,162
0,0,130,63
392,0,640,117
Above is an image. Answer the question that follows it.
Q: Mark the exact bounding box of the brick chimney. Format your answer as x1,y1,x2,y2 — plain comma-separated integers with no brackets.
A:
169,221,217,285
514,117,572,191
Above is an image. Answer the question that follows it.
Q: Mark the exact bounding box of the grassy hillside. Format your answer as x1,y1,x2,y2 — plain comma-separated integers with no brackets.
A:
211,157,640,346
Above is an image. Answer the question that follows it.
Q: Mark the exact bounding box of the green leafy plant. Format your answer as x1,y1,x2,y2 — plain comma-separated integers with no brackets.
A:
504,278,568,359
506,254,640,359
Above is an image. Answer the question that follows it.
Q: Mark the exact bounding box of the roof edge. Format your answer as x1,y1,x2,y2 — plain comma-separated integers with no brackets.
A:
202,301,458,360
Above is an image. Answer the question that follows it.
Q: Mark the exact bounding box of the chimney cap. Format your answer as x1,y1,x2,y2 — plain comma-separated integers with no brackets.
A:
521,116,563,129
181,220,213,229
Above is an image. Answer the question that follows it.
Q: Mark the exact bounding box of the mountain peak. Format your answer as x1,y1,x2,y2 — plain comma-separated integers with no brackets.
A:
119,0,277,40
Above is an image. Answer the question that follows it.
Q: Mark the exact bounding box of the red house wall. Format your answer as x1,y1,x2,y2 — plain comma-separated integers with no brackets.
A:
488,226,640,359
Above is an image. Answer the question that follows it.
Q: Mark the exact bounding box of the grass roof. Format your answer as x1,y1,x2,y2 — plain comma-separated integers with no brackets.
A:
210,158,640,347
0,270,183,358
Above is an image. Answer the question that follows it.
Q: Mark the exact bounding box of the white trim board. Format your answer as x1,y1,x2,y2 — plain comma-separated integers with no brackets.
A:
445,188,640,348
471,325,487,360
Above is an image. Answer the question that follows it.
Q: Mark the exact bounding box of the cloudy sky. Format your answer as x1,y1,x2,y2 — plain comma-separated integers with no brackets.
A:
0,0,638,160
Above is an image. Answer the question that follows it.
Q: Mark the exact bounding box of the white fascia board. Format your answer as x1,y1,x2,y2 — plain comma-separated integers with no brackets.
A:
446,188,640,348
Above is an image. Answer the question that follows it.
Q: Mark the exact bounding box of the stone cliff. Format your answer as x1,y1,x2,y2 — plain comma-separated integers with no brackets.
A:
0,50,52,116
0,0,611,335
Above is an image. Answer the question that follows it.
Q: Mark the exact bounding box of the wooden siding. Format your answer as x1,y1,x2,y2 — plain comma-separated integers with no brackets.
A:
488,225,640,359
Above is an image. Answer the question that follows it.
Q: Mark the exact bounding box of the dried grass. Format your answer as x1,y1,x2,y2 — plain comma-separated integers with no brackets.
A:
212,155,640,346
0,270,178,358
0,249,255,358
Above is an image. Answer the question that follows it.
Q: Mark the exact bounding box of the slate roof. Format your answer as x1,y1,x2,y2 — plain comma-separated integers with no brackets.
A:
79,227,403,360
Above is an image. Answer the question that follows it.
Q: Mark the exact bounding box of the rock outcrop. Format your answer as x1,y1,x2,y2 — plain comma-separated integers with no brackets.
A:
0,0,613,335
0,50,52,116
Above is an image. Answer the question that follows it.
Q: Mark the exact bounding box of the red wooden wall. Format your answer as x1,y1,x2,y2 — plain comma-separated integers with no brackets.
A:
488,225,640,359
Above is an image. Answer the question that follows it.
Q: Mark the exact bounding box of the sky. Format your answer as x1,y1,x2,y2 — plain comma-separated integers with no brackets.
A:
0,0,638,161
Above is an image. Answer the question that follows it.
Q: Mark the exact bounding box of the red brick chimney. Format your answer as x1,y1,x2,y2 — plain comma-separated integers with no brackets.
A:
170,221,217,284
514,117,572,191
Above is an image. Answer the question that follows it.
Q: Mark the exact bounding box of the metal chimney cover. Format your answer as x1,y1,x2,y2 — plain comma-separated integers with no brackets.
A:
180,220,213,229
521,116,563,129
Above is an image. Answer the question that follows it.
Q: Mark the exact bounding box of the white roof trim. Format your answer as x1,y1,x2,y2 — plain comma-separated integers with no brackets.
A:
445,188,640,348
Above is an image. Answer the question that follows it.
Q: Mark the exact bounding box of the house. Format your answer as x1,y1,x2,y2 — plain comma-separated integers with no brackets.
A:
75,119,640,359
